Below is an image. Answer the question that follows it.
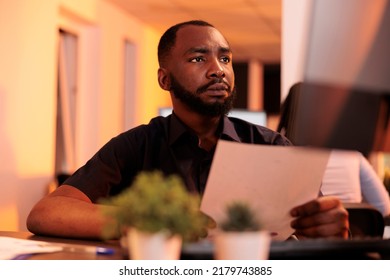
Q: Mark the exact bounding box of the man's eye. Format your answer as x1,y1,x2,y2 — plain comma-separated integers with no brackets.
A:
190,57,204,63
220,57,231,63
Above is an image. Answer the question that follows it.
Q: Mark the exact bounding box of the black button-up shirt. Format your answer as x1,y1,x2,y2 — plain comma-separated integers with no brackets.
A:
65,113,292,202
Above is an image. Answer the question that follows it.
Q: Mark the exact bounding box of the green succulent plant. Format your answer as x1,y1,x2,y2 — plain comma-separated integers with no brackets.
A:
100,171,208,241
220,201,262,232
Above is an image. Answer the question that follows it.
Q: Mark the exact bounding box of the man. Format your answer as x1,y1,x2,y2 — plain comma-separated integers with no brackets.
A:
27,20,349,240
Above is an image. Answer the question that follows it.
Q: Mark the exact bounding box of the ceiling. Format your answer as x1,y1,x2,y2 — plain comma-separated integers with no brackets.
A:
106,0,282,63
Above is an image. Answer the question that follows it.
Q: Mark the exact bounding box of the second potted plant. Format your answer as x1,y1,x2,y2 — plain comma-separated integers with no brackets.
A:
214,201,271,260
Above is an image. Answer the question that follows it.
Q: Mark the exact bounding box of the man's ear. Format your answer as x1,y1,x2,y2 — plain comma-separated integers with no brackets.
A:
158,68,170,91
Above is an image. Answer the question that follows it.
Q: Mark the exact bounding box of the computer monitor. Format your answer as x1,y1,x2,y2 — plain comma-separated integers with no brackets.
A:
280,82,390,157
158,107,267,127
288,1,390,155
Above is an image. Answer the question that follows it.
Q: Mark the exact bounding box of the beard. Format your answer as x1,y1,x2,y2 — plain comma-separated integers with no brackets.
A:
169,74,236,117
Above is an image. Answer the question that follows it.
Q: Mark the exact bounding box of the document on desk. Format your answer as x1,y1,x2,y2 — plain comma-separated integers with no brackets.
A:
0,236,115,259
0,237,63,259
200,140,331,241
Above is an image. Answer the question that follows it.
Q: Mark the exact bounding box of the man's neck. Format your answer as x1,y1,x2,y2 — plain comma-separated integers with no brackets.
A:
173,107,222,151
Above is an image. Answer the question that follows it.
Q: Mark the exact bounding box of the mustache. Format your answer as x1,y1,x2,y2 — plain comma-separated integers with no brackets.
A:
196,79,231,94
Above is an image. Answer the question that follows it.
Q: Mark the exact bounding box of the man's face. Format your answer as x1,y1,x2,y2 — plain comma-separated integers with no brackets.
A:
169,72,236,116
161,25,236,116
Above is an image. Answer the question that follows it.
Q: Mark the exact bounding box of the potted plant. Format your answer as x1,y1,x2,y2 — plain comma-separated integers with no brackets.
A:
101,171,207,260
214,201,271,260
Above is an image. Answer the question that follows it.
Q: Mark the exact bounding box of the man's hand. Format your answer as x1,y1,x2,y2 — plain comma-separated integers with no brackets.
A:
290,196,349,239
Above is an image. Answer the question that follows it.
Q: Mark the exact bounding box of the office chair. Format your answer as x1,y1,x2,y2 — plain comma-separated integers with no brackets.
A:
56,173,71,186
344,202,384,238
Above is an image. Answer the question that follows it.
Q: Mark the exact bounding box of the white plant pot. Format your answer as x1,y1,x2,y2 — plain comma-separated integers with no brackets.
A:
126,228,182,260
214,230,271,260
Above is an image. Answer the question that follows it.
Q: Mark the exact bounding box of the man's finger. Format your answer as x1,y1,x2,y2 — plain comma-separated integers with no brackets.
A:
290,196,341,217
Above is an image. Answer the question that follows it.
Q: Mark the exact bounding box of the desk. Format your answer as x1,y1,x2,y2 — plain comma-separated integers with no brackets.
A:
182,238,390,260
2,231,390,260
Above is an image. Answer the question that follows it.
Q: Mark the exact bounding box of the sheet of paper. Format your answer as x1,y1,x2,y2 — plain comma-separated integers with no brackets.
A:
0,237,63,260
200,140,330,241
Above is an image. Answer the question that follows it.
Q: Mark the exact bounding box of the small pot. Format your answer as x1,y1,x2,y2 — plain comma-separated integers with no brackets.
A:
126,228,182,260
214,230,271,260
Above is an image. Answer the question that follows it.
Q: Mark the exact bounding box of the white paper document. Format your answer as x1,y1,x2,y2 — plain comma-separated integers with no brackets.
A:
0,237,62,260
0,236,114,259
200,140,330,241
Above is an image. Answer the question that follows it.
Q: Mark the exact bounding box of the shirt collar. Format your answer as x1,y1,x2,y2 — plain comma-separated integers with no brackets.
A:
168,113,191,145
168,113,242,145
221,115,242,142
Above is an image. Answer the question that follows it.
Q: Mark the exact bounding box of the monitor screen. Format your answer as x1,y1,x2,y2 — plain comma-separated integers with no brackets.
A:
280,82,390,156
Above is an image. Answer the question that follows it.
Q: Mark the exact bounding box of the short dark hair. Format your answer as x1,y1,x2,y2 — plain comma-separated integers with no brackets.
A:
157,20,215,67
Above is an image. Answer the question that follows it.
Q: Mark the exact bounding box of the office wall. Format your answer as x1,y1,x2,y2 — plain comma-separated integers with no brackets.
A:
0,0,58,231
96,1,169,145
0,0,168,231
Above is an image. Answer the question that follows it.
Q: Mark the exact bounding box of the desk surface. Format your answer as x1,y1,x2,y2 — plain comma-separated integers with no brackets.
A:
2,231,390,260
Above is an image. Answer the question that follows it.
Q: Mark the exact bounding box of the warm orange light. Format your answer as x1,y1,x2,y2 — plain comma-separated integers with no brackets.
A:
0,204,19,231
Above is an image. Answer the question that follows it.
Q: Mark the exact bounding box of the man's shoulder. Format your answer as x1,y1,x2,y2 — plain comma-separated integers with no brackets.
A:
113,116,169,144
227,116,292,146
125,116,168,133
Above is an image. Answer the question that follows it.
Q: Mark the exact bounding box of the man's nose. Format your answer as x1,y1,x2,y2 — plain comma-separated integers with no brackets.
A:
214,70,225,78
207,62,225,79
